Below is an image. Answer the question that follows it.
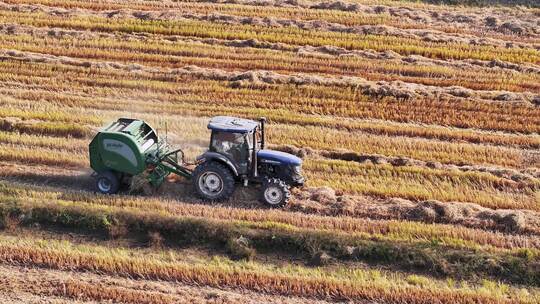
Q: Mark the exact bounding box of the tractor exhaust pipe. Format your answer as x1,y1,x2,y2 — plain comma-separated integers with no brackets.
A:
251,117,266,179
259,117,266,150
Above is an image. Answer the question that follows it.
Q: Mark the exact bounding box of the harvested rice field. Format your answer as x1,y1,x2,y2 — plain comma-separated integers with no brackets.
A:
0,0,539,303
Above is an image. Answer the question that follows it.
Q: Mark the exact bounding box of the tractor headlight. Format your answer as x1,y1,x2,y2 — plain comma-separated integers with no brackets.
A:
293,165,302,175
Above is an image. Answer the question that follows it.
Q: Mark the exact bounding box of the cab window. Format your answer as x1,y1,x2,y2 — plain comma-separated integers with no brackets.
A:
211,131,249,172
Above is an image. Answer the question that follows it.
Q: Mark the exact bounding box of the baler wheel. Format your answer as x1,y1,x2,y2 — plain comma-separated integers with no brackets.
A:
260,178,290,208
193,162,235,201
96,171,120,194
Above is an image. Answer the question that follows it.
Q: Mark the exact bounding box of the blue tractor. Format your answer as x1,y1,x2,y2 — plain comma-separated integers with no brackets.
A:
193,116,304,207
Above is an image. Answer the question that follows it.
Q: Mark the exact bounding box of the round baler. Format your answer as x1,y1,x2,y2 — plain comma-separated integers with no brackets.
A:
89,118,191,194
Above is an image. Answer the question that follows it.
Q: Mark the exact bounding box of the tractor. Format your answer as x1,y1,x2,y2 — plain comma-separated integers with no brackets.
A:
192,116,304,207
89,116,304,207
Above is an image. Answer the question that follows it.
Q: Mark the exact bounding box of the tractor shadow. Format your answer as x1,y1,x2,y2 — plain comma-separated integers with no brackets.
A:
158,176,264,210
1,167,271,211
0,166,94,192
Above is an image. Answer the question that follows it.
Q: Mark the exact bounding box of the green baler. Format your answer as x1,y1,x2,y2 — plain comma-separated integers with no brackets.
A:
89,118,191,194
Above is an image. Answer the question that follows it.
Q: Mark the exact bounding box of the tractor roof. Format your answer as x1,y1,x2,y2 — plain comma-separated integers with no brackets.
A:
208,116,259,133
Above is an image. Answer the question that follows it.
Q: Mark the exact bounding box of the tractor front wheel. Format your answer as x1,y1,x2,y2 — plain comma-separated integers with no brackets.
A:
193,162,235,201
96,171,120,194
260,178,290,208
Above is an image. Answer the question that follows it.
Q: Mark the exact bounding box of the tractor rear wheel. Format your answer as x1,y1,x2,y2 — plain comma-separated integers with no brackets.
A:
260,178,290,208
96,171,120,194
193,161,235,201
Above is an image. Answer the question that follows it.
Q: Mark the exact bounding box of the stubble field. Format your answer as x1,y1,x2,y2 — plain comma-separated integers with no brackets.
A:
0,0,539,303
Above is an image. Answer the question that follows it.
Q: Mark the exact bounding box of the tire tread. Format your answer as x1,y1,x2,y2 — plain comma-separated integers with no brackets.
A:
192,161,236,201
260,178,290,208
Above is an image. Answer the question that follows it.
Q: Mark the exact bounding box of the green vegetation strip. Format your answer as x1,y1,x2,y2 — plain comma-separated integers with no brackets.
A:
2,181,536,250
0,234,533,304
0,193,539,286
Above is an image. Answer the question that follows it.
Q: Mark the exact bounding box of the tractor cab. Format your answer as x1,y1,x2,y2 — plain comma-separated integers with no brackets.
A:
193,116,304,207
207,116,259,176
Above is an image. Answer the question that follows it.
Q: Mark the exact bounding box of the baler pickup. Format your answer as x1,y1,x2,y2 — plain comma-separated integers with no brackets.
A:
89,118,192,194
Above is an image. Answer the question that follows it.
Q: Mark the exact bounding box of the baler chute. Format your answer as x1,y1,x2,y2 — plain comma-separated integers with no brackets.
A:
89,118,191,194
